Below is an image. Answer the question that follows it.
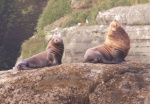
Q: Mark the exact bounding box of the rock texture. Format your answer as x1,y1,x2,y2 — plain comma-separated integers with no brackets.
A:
96,4,150,25
0,62,150,104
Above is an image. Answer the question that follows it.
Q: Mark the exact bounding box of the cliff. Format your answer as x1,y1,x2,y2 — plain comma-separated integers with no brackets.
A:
0,0,47,69
0,62,150,103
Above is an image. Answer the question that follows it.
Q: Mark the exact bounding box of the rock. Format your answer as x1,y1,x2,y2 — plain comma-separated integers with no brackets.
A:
96,4,150,25
0,62,150,103
46,24,150,64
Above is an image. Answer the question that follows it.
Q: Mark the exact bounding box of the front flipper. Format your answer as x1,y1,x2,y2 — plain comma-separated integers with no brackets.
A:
16,62,34,70
96,53,117,64
48,54,59,66
84,49,116,64
111,49,125,64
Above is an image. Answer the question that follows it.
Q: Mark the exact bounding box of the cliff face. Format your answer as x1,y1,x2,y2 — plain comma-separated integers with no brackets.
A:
0,0,47,70
0,62,150,103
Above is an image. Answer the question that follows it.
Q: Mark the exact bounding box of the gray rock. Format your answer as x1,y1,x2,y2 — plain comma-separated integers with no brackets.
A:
0,62,150,104
96,4,150,25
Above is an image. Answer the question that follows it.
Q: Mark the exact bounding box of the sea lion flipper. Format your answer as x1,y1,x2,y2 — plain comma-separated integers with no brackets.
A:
112,58,125,64
97,54,116,64
17,62,34,70
48,54,59,66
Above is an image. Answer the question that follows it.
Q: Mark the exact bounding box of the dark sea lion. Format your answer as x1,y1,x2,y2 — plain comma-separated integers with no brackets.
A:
84,20,130,64
15,35,64,70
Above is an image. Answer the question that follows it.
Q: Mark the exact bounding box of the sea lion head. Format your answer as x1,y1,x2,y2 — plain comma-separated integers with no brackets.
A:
51,35,63,45
46,35,64,50
109,20,121,32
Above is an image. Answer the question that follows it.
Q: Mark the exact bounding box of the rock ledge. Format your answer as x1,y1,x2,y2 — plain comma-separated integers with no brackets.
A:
0,62,150,104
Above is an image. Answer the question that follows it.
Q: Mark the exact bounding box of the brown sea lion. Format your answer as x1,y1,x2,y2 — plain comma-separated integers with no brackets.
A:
15,35,64,70
84,20,130,64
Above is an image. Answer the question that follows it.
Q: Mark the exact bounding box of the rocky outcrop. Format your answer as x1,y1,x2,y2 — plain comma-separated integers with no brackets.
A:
0,62,150,103
46,24,150,64
96,4,150,25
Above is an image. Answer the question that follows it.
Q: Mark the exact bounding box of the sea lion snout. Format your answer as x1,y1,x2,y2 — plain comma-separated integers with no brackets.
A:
52,36,63,44
110,20,121,31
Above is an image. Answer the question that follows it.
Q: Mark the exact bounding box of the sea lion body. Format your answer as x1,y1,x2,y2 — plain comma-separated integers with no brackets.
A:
15,36,64,70
84,20,130,64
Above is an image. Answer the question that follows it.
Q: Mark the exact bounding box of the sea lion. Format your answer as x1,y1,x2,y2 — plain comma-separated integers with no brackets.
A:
84,20,130,64
15,35,64,70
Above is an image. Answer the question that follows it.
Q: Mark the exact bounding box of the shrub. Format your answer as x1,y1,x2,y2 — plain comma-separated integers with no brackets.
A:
37,0,72,36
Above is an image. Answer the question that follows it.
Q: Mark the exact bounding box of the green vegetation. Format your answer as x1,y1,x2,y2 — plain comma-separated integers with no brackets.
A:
0,0,4,15
61,0,150,27
37,0,72,36
36,0,150,34
21,36,47,59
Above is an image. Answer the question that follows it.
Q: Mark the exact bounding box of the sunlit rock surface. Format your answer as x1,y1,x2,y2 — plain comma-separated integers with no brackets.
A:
0,62,150,104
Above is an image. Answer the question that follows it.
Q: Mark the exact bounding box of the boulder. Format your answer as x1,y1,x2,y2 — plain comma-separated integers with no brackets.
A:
96,4,150,25
0,62,150,104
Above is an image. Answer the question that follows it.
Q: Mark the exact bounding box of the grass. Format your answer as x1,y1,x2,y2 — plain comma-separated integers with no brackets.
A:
61,0,150,28
37,0,72,36
36,0,150,35
21,35,47,59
